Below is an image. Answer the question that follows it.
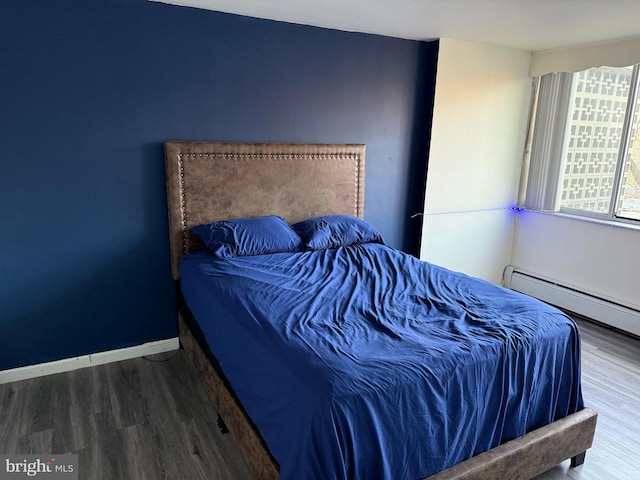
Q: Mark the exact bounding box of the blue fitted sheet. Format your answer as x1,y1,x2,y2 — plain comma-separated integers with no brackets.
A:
180,243,584,480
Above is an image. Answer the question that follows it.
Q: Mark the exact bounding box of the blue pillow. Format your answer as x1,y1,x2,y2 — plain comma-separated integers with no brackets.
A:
292,214,384,250
192,215,303,258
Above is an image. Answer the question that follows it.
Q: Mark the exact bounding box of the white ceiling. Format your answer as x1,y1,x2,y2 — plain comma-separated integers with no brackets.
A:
153,0,640,52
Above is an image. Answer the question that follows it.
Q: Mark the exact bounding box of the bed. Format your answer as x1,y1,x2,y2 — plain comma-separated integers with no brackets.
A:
164,141,597,480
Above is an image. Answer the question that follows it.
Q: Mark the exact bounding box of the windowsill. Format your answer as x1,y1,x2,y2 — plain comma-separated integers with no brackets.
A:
515,208,640,233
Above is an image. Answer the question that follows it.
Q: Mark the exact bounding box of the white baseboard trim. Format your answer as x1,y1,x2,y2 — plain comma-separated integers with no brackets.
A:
0,337,180,385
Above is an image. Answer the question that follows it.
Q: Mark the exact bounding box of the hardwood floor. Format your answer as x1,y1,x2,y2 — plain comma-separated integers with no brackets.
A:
1,317,638,479
0,350,253,480
533,318,640,480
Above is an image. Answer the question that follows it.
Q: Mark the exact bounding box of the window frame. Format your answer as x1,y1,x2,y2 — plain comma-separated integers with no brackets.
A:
524,64,640,226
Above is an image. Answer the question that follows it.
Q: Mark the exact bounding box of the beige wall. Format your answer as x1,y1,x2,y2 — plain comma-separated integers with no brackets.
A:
420,38,532,283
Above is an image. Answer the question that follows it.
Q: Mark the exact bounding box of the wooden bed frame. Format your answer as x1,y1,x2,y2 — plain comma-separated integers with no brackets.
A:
164,141,597,480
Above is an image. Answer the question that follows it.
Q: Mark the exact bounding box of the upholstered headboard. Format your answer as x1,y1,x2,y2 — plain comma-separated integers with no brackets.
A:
164,142,366,279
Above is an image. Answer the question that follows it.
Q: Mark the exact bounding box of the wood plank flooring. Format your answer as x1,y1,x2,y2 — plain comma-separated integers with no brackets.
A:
534,318,640,480
0,349,253,479
1,317,638,479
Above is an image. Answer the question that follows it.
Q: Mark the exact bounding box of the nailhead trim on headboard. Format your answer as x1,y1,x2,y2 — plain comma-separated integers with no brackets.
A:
176,152,362,257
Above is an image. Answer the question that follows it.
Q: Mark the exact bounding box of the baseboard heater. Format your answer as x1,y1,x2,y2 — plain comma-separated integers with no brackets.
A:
504,266,640,337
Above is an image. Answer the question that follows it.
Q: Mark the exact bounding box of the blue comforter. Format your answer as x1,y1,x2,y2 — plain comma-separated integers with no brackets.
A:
180,243,583,480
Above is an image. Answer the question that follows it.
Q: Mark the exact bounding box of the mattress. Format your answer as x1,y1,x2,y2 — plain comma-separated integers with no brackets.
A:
180,243,584,480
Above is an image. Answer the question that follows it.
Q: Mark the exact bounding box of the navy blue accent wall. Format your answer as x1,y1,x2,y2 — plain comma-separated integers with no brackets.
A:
0,0,437,369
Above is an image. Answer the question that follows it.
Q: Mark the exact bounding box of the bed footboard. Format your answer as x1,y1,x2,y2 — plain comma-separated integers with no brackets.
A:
425,407,597,480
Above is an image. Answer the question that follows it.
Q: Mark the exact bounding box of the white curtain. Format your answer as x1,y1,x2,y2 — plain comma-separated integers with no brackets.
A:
522,72,573,211
530,36,640,76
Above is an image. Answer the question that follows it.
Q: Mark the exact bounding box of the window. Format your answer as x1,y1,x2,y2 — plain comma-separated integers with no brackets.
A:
524,64,640,223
